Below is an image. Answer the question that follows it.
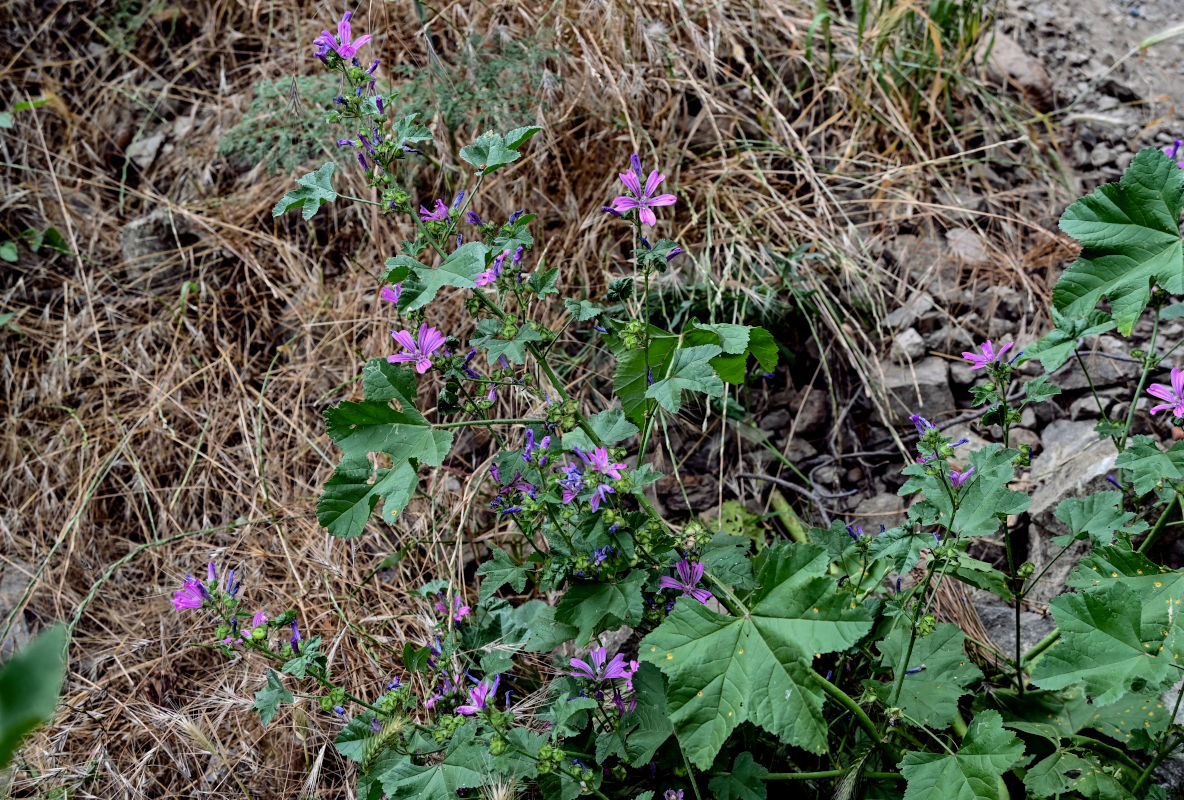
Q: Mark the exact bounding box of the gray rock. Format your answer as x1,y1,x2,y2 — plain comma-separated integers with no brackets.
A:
1026,419,1119,604
120,208,194,289
0,561,31,659
946,227,991,265
979,32,1054,110
891,328,926,361
881,357,955,424
126,132,165,169
1051,346,1136,391
884,291,936,330
976,600,1057,657
856,492,907,530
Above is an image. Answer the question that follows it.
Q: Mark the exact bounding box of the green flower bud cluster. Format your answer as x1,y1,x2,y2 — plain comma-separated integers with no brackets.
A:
432,714,464,743
1018,561,1035,579
319,686,346,712
489,735,507,756
620,319,647,350
545,398,580,431
917,613,937,637
536,744,566,774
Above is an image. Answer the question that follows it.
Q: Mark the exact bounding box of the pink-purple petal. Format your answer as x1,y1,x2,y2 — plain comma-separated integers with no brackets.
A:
647,193,677,207
638,207,657,227
619,171,643,197
642,170,665,198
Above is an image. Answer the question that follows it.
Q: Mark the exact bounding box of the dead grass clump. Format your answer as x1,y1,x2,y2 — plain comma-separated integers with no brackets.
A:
1,0,1068,796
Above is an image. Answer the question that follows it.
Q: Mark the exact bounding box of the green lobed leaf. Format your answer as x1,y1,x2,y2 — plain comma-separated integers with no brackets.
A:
873,623,984,729
561,409,639,451
373,725,486,798
324,401,454,467
564,298,603,321
1030,582,1176,704
281,635,324,678
458,127,541,175
708,752,769,800
1114,435,1184,494
899,710,1024,800
640,543,874,768
1024,751,1133,799
613,332,676,425
476,549,531,602
253,669,293,726
1024,308,1116,372
701,531,756,592
0,623,66,768
1067,544,1184,633
272,162,337,220
317,457,418,538
645,344,725,414
1054,147,1184,336
470,319,543,365
390,113,432,145
555,569,647,644
620,662,673,765
1052,491,1148,548
899,445,1029,537
396,242,490,312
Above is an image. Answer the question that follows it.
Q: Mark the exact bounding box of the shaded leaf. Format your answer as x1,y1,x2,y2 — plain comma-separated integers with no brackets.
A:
272,162,337,220
253,669,292,726
899,710,1024,800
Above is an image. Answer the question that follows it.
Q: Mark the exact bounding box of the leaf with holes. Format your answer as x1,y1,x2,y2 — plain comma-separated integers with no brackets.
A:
1030,582,1177,704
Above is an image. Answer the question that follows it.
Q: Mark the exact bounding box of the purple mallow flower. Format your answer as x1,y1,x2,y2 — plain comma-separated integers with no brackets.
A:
290,621,302,654
380,284,401,305
388,323,447,374
659,559,713,604
456,675,499,715
1165,140,1183,169
569,647,632,681
1148,367,1184,417
418,199,449,221
609,153,677,227
576,445,627,480
948,467,975,488
910,414,935,434
313,11,372,60
589,482,615,512
172,577,205,610
434,595,471,623
961,340,1014,370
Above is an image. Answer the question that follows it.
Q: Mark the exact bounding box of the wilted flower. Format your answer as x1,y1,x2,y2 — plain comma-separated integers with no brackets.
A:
569,647,632,681
909,414,935,434
313,11,372,60
609,154,677,227
1165,139,1184,169
251,611,269,628
456,675,500,715
588,482,615,512
388,324,447,374
380,285,401,305
435,595,471,623
1148,367,1184,417
418,199,450,221
961,340,1013,370
172,577,206,610
659,559,713,603
948,467,975,488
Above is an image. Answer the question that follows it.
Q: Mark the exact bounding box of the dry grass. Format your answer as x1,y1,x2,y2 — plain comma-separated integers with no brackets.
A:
0,0,1067,796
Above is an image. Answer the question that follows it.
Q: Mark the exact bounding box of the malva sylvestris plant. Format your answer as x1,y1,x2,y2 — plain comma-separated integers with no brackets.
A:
169,9,1184,799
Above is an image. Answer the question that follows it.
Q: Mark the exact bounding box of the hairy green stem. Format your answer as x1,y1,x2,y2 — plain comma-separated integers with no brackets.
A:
810,672,895,760
762,770,903,781
1120,312,1159,452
